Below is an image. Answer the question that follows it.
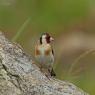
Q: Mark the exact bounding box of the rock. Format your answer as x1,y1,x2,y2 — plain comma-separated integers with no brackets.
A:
0,32,89,95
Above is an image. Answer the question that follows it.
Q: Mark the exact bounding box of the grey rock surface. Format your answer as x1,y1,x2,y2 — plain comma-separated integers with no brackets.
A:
0,32,89,95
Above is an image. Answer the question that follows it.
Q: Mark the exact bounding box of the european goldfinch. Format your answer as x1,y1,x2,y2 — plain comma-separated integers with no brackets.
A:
35,33,56,77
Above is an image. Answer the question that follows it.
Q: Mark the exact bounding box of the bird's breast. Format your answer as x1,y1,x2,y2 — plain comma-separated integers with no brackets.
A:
36,45,51,56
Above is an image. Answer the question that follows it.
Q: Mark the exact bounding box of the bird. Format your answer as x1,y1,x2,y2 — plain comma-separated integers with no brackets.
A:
35,33,56,77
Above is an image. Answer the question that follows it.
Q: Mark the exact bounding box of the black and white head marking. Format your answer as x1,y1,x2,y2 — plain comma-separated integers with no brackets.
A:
40,33,54,44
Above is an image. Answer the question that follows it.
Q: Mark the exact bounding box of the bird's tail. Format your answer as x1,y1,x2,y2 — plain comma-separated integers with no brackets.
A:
49,68,56,77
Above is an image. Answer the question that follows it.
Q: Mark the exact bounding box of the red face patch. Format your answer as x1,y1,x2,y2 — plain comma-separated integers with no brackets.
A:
45,33,51,43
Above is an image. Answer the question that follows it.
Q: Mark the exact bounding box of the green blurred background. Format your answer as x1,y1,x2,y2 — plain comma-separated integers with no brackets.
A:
0,0,95,94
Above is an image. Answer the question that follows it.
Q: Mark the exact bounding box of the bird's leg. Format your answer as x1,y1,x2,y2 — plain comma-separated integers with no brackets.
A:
43,69,52,80
39,65,53,79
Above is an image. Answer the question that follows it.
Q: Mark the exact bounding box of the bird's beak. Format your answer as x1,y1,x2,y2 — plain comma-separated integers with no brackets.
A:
50,37,54,42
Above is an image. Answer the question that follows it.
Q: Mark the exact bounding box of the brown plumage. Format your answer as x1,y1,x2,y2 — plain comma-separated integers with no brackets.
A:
35,45,40,55
45,48,51,55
